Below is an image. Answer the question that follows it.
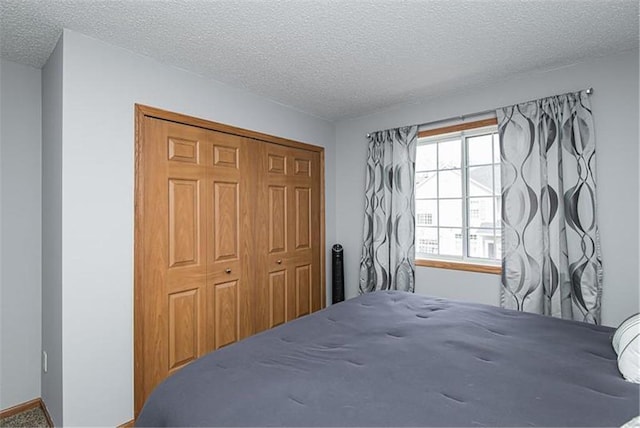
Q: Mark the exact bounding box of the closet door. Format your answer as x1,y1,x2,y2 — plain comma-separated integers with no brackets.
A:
135,105,325,416
204,133,254,349
256,143,323,332
137,118,251,413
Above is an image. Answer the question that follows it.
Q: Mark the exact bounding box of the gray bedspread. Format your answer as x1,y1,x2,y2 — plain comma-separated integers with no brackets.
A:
137,291,640,427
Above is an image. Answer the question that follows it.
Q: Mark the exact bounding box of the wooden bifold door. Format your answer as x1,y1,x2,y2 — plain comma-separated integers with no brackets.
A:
254,143,323,331
134,106,325,416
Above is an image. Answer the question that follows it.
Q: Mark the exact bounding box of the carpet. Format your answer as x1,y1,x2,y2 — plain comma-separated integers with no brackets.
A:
0,407,50,428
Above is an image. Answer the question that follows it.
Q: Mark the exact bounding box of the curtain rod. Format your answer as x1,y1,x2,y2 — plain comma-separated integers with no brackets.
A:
366,87,593,138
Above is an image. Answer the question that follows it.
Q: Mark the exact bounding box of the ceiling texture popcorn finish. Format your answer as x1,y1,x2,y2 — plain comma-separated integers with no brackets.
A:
1,0,638,120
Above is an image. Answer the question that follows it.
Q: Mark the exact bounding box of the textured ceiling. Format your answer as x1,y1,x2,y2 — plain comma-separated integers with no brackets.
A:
1,0,638,120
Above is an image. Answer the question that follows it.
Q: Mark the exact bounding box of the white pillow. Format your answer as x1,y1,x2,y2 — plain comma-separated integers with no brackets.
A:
612,313,640,383
622,415,640,428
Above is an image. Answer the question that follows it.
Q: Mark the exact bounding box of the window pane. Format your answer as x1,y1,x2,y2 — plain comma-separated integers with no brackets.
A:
468,165,494,197
468,228,497,259
438,170,462,198
416,227,438,255
416,199,438,226
415,126,500,264
493,133,501,164
439,228,462,257
415,172,437,198
416,143,437,171
438,139,461,169
468,197,493,228
468,134,493,166
439,199,462,227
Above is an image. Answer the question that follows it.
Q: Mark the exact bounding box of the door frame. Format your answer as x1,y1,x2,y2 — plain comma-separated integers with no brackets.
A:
133,104,326,416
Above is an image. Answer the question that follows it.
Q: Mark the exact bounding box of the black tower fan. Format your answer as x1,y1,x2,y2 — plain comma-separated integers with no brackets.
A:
331,244,345,304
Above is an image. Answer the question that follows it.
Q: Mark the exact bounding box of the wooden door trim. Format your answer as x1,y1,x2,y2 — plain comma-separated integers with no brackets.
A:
134,104,326,417
133,106,146,417
319,149,326,308
136,104,324,153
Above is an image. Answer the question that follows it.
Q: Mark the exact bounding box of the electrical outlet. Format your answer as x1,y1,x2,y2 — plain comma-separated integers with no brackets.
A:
42,351,48,373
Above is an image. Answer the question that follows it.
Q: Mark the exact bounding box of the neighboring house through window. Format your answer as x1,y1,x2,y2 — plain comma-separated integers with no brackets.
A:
417,238,438,254
417,212,433,225
414,119,502,273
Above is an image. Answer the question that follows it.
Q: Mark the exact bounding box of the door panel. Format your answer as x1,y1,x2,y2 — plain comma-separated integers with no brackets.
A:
256,143,323,332
213,145,238,168
294,157,311,176
138,118,251,414
168,289,199,372
139,118,207,413
205,133,251,348
168,179,200,267
268,153,286,174
295,187,311,250
204,278,240,352
212,182,239,261
213,280,239,349
168,138,199,163
295,264,311,317
269,270,287,327
269,186,287,254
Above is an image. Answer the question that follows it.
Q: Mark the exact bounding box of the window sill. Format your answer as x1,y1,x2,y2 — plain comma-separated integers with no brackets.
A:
415,259,502,275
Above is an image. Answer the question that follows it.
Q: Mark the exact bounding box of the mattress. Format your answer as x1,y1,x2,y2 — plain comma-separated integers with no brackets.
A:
136,291,639,427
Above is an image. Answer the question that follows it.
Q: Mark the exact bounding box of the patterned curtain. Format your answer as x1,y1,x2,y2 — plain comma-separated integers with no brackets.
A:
359,126,417,293
498,90,603,324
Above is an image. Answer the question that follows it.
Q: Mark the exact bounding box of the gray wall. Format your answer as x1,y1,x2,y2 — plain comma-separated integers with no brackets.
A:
335,49,639,327
0,60,42,410
55,29,336,426
40,37,63,426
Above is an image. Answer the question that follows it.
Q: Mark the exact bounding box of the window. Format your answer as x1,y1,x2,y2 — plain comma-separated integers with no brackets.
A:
415,119,502,273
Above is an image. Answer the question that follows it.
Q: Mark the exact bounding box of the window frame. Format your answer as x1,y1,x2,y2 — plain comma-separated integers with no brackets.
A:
415,118,502,275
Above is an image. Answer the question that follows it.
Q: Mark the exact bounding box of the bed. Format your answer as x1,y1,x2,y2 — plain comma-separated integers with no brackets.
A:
136,291,639,427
